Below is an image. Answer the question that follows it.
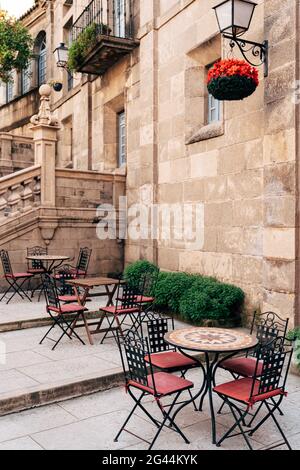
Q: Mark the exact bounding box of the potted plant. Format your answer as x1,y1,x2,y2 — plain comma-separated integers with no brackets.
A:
67,22,112,72
207,58,259,101
48,79,63,92
0,10,33,83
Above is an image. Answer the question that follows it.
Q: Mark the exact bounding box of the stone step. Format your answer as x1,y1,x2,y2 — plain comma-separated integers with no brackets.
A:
0,310,103,333
0,369,123,417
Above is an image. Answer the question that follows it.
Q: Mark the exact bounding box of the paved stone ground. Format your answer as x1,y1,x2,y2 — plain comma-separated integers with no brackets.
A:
0,367,298,450
0,290,126,401
0,288,107,326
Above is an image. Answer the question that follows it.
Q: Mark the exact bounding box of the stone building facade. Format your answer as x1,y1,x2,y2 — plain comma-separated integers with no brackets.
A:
0,0,299,327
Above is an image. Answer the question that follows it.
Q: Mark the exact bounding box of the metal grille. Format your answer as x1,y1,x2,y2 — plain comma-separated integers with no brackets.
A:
76,247,92,274
258,349,286,395
116,284,138,310
123,331,149,386
72,0,134,41
0,250,13,276
43,276,60,310
27,246,47,270
137,270,159,297
147,316,174,353
250,311,289,358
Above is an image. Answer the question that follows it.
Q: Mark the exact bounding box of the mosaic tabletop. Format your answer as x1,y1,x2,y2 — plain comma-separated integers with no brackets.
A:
165,327,258,353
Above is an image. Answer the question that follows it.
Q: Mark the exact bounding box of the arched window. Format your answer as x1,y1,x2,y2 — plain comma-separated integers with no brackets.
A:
35,32,47,86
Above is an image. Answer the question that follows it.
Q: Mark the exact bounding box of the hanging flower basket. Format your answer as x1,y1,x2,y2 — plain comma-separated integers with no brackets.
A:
207,59,259,101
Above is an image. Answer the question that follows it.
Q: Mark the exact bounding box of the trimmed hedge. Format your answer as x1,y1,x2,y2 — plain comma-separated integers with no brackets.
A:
124,261,245,326
123,260,159,293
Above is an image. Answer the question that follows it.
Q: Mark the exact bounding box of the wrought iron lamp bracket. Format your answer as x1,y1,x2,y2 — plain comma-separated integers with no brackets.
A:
223,33,269,77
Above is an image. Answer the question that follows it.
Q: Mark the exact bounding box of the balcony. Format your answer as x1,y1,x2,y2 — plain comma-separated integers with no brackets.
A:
71,0,139,75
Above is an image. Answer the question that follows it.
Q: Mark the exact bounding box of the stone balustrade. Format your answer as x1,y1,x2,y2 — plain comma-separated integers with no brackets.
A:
0,165,41,222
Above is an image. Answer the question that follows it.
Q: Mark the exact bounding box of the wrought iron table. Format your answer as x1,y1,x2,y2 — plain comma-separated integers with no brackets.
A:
165,327,258,445
26,255,70,275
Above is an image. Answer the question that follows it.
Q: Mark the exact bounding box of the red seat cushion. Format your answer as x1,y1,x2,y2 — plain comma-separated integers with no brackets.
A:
27,268,45,274
49,304,87,314
58,295,86,303
145,351,197,371
100,306,140,315
221,357,263,377
135,295,155,303
6,272,34,279
213,377,285,406
129,372,193,397
70,269,86,276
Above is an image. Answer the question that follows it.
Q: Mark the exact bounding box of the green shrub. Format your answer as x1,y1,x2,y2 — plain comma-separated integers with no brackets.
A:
123,261,245,326
67,22,110,72
154,272,197,313
123,260,159,292
179,280,244,326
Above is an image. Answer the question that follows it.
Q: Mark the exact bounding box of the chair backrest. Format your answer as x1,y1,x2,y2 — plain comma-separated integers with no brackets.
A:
251,339,293,400
137,269,159,297
76,247,92,275
117,330,157,394
146,314,175,353
43,275,60,311
116,283,142,311
57,265,76,295
27,246,47,270
250,312,289,357
0,250,13,276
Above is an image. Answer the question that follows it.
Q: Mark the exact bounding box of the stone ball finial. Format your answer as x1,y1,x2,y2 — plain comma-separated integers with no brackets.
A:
30,83,60,128
39,84,52,97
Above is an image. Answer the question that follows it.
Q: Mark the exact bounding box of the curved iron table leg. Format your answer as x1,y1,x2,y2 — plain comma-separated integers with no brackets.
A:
172,349,245,445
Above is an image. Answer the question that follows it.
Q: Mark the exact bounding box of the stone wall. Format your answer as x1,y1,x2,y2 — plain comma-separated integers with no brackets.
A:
124,0,297,326
0,133,34,176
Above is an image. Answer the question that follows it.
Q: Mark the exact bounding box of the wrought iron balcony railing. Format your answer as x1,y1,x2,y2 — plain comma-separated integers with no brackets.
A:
72,0,135,41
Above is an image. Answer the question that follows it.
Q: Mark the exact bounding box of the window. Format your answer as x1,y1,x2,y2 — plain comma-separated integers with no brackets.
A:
114,0,126,37
118,111,126,167
21,63,31,94
208,93,220,124
38,35,47,85
6,81,14,103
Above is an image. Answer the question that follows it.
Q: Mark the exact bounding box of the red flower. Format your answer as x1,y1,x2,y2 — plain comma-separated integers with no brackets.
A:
207,59,259,86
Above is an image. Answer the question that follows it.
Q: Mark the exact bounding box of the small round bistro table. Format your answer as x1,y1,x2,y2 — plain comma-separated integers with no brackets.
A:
165,327,258,445
26,255,70,275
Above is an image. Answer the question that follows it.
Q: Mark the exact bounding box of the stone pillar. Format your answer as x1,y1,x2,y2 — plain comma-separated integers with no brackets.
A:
30,84,60,207
0,133,13,176
263,0,297,326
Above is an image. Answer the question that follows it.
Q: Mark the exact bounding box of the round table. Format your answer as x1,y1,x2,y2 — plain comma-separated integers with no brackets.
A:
165,327,258,444
26,255,70,274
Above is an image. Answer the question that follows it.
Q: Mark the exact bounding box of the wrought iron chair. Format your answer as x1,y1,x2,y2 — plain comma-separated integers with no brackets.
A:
135,269,159,307
114,329,194,450
144,312,199,410
27,246,48,299
0,250,33,304
217,311,289,415
53,247,92,294
120,270,159,333
40,275,87,350
214,339,293,450
97,282,144,344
